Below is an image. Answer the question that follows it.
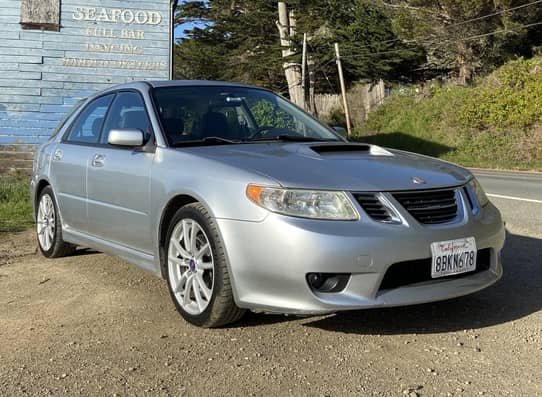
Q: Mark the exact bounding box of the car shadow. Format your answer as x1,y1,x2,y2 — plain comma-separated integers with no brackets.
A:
71,247,101,257
235,231,541,333
351,131,453,158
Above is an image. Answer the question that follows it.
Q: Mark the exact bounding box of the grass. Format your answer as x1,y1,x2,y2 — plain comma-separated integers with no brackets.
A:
0,174,33,233
353,82,542,171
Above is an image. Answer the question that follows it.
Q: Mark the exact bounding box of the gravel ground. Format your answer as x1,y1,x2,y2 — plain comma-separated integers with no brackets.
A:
0,199,540,396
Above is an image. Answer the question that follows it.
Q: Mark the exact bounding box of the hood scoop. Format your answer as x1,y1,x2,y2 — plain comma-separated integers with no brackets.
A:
309,143,394,157
310,144,370,155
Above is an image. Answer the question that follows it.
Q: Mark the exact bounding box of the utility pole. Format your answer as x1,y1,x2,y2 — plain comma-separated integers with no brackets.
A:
334,42,352,138
301,32,308,110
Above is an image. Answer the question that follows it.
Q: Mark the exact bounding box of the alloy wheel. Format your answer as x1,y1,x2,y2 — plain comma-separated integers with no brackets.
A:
37,193,55,252
168,219,214,315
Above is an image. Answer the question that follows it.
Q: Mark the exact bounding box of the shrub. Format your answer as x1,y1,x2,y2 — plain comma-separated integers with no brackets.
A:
459,57,542,129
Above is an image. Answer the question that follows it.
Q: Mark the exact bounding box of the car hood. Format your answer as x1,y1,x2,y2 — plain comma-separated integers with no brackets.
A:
180,142,472,191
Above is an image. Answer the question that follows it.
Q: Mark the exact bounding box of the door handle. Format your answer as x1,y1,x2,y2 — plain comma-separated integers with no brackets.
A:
92,154,105,167
53,149,63,161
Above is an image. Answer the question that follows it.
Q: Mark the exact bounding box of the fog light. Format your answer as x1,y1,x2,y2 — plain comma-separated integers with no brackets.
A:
306,273,350,293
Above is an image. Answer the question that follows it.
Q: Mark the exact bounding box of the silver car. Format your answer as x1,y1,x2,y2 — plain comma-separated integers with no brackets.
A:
31,81,505,327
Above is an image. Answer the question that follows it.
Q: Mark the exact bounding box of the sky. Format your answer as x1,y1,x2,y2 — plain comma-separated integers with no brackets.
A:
173,0,208,40
174,21,207,40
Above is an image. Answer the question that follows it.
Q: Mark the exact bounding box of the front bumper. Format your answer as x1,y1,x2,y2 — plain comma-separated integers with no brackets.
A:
217,198,505,315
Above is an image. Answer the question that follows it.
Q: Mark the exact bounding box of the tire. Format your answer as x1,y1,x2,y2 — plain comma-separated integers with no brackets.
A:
36,186,76,258
165,203,245,327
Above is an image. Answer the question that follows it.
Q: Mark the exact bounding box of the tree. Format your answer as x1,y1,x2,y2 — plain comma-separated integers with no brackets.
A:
383,0,542,83
295,0,424,84
175,1,425,95
276,2,304,107
174,1,285,91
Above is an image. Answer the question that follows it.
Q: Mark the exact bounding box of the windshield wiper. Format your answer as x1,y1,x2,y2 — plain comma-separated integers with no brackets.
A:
171,136,239,147
247,134,338,143
201,136,238,144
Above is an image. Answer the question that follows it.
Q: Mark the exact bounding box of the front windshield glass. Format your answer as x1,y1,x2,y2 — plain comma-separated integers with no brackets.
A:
152,86,341,145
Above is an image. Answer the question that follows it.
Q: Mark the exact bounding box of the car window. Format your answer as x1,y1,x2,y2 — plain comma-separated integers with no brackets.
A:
49,100,84,141
65,95,114,144
101,92,151,144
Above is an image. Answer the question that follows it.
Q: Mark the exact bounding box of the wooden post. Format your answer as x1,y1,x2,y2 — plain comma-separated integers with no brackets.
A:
301,32,308,110
334,42,352,137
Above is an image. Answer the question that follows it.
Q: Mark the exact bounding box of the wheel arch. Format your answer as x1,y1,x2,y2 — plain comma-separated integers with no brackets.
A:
34,178,51,217
158,194,200,278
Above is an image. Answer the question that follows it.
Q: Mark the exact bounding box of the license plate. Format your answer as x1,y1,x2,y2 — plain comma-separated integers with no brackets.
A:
430,237,477,278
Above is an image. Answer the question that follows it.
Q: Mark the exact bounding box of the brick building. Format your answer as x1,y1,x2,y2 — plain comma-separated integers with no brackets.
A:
0,0,176,172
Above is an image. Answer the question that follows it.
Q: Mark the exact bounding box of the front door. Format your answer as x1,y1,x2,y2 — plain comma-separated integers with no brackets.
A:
86,91,155,253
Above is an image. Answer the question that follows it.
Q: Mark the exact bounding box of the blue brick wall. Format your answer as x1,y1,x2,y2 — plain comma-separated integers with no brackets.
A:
0,0,172,171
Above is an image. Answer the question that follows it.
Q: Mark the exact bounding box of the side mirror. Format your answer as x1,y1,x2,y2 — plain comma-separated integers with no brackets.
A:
332,126,348,140
108,129,144,147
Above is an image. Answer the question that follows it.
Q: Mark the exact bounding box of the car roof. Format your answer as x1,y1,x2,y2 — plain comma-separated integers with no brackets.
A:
84,80,276,107
101,80,266,93
148,80,263,89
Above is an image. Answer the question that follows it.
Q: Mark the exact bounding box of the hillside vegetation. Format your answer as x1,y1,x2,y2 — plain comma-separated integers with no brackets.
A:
356,57,542,170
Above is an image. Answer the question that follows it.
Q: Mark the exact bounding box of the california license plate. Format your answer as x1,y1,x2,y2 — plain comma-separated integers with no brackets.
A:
430,237,477,278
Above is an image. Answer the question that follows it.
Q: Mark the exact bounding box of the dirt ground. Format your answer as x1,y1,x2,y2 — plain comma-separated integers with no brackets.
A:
0,200,540,396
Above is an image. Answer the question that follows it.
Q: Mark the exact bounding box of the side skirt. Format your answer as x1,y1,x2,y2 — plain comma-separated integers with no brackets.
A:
63,228,162,278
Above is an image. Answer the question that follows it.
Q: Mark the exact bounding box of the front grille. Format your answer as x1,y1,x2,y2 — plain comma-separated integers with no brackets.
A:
379,248,491,291
392,189,458,224
352,193,393,222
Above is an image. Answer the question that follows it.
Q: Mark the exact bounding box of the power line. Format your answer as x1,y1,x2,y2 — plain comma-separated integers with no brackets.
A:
340,0,542,53
277,5,542,95
448,0,542,28
339,20,542,61
307,41,339,94
276,58,336,94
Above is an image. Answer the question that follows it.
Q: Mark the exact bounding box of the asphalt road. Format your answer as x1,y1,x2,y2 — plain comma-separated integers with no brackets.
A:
472,169,542,234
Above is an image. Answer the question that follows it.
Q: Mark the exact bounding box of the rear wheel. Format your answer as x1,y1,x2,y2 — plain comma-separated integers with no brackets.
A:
165,203,244,327
36,186,75,258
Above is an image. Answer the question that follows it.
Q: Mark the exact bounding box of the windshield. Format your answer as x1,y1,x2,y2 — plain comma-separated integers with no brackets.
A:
152,86,341,146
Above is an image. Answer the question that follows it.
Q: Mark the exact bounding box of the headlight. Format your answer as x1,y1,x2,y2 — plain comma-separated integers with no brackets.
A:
467,177,489,208
246,184,358,220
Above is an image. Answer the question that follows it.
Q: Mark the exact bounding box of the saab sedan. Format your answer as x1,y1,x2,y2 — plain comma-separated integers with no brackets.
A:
31,81,505,327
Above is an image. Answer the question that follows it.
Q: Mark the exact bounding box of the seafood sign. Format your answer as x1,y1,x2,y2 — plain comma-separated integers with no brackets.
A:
62,7,168,71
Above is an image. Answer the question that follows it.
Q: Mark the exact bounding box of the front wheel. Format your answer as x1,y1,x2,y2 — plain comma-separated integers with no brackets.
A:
165,203,245,327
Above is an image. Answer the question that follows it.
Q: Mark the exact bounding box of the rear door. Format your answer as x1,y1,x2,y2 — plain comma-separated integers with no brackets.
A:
50,94,114,233
86,91,155,253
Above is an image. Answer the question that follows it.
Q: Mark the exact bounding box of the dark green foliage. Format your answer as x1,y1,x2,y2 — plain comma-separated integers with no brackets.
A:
294,0,425,86
174,1,285,92
174,1,542,89
174,1,424,94
388,0,542,81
